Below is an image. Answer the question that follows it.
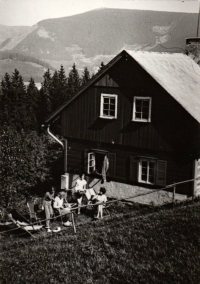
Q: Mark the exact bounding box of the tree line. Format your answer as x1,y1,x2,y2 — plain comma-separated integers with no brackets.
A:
0,63,93,207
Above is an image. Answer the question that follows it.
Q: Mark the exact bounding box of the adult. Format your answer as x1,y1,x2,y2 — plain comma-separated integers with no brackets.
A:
75,173,87,214
43,187,55,232
53,192,72,226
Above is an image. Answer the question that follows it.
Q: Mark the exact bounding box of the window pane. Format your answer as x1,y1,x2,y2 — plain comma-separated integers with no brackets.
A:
103,109,109,115
103,104,109,110
143,100,149,107
142,112,149,119
142,161,147,168
135,112,142,119
141,173,147,182
136,106,142,114
148,175,154,183
136,100,142,107
110,98,115,105
109,110,115,117
110,104,115,110
104,98,109,104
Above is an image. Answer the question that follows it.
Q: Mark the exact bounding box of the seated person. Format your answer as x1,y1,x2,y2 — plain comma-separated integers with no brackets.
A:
53,192,72,226
75,173,87,214
91,187,107,219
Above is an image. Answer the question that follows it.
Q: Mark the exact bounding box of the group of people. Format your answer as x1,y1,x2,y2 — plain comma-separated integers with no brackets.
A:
43,187,72,232
42,173,107,232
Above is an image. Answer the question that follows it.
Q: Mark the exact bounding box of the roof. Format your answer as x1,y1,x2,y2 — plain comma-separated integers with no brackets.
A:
46,50,200,124
126,50,200,124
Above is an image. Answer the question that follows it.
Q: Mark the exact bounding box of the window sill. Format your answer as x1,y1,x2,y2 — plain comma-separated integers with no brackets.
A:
99,116,117,120
139,180,155,185
132,119,151,123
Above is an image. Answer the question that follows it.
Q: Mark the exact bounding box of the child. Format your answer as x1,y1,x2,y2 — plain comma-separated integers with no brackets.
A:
92,187,107,219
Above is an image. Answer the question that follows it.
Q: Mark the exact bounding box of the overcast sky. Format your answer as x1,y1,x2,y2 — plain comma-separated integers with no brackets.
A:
0,0,199,26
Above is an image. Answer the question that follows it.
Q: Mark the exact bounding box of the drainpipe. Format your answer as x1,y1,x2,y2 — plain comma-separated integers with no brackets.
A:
46,125,64,148
44,125,69,188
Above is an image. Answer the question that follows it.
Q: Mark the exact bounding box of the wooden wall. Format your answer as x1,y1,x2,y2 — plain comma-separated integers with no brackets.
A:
66,139,193,195
60,54,200,195
61,56,200,154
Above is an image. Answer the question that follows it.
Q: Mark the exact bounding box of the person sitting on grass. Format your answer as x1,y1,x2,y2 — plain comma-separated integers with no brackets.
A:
75,173,87,214
53,192,72,226
92,187,107,219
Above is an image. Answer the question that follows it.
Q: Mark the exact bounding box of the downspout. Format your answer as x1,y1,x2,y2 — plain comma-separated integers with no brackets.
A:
46,125,68,173
44,125,69,188
46,125,64,148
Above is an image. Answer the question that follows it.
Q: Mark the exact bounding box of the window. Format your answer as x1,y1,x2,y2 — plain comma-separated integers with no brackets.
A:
88,152,95,174
132,97,152,122
130,157,167,186
86,150,116,177
139,159,156,184
100,94,118,119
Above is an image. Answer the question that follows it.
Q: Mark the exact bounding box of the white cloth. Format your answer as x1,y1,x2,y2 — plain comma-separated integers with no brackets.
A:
75,178,87,192
96,194,107,203
53,196,64,209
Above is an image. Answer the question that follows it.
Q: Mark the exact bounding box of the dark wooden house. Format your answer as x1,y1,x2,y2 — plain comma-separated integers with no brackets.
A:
46,50,200,197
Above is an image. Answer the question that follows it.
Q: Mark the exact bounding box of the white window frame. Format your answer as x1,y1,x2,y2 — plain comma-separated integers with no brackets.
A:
87,152,96,174
100,93,118,119
132,96,152,122
138,158,156,185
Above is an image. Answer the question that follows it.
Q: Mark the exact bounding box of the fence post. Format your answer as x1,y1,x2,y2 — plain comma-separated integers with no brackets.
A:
173,183,176,204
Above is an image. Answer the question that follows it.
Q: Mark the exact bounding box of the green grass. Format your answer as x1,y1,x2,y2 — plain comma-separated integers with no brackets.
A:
0,201,200,284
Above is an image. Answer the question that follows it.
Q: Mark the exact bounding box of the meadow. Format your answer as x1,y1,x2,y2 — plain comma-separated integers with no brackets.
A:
0,201,200,284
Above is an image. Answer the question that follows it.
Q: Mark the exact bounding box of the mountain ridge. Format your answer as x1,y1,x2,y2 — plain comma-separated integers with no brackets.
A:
0,8,198,82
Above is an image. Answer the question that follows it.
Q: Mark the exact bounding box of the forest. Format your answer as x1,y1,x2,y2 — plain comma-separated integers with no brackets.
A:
0,63,98,207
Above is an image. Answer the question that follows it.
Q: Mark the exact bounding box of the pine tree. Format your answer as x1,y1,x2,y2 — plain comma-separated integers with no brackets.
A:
67,63,81,97
0,73,12,127
26,77,40,131
11,69,27,130
81,67,90,86
38,69,52,124
98,61,105,71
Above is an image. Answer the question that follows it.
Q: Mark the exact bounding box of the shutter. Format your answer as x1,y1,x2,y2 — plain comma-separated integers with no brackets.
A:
156,160,167,186
108,153,116,177
130,156,138,181
84,149,88,173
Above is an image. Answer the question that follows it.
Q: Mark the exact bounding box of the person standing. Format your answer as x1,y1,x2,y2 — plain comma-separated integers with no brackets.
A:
75,173,87,214
92,187,107,219
43,186,55,232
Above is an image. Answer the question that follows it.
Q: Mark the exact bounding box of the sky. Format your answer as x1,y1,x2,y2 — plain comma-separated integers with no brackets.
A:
0,0,199,26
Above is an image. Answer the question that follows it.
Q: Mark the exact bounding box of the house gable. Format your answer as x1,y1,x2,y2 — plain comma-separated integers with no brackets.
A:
94,73,119,87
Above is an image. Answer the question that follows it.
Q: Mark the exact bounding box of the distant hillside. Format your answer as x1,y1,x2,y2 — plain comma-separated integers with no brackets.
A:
0,9,198,81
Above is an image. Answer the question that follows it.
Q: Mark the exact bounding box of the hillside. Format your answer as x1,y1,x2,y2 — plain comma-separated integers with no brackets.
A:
1,201,200,283
0,9,198,81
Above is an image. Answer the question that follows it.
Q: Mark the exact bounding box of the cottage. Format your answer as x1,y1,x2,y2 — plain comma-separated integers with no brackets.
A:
45,50,200,199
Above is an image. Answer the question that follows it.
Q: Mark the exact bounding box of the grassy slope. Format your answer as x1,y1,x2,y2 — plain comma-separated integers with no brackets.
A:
0,202,200,284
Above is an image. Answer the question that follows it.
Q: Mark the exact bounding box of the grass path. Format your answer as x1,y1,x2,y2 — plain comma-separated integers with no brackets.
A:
0,202,200,283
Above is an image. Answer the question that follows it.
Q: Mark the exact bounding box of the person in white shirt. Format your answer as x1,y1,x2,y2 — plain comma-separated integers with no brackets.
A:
92,187,107,219
75,173,87,214
53,192,72,226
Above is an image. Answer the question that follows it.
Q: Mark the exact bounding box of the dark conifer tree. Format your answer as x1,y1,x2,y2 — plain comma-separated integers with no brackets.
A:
81,67,90,86
38,69,52,124
0,73,12,127
26,77,40,131
98,61,105,71
67,63,81,97
11,69,27,130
